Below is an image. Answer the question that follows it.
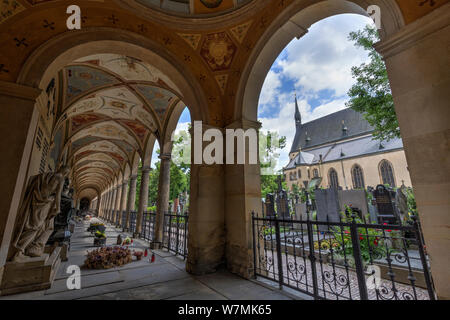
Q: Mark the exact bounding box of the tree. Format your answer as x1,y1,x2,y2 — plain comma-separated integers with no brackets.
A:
346,25,400,142
259,130,287,198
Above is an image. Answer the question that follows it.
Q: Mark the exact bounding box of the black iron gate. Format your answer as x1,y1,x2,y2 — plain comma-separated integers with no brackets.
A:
162,212,188,259
252,211,436,300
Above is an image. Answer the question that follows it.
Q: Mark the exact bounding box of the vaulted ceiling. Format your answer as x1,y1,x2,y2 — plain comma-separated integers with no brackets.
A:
56,54,182,194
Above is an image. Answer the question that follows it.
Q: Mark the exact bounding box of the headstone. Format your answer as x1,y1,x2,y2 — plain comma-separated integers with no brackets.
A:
315,188,340,231
276,176,290,219
265,193,275,218
276,191,290,219
338,189,368,219
293,202,308,230
373,185,397,224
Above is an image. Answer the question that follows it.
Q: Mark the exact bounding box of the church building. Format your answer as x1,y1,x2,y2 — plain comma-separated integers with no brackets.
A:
284,97,412,191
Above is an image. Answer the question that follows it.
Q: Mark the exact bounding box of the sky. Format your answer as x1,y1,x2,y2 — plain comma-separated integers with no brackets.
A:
258,14,374,171
153,14,375,170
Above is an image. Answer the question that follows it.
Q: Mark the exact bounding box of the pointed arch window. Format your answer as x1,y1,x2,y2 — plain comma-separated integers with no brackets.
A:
351,164,365,189
328,168,339,189
313,168,319,178
379,160,395,187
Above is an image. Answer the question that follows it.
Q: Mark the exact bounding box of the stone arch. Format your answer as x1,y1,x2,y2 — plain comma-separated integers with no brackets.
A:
17,27,207,123
236,0,404,122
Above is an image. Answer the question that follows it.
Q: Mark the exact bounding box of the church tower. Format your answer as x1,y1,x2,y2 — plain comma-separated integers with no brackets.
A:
290,94,302,159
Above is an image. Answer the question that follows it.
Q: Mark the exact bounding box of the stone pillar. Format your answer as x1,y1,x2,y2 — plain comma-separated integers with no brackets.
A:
376,5,449,299
118,180,128,226
186,123,225,275
152,154,172,248
125,175,138,232
135,167,151,237
224,119,261,278
110,187,118,223
0,82,41,281
114,185,122,226
107,189,113,221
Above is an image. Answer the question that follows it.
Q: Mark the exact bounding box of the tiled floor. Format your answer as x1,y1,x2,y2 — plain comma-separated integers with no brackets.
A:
1,220,296,300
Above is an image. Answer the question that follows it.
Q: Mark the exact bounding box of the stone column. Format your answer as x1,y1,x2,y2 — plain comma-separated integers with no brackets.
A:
376,6,449,299
104,191,110,220
110,187,118,223
114,184,122,226
118,180,128,226
125,175,138,232
186,123,226,275
135,166,151,237
152,154,172,248
0,82,41,279
224,119,261,278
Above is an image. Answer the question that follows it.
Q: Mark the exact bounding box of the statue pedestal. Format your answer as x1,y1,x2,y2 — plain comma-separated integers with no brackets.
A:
0,246,61,296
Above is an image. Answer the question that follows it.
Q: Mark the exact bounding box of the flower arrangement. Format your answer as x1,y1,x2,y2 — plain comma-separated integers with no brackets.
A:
122,236,133,246
84,246,133,269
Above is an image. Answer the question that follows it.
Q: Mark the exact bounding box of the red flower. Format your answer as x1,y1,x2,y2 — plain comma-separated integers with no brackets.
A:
374,240,378,246
359,236,364,241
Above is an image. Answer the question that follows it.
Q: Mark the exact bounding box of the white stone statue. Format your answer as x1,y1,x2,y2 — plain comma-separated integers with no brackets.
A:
11,165,71,262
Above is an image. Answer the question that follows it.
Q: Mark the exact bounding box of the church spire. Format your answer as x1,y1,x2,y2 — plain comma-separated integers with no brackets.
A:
294,93,301,126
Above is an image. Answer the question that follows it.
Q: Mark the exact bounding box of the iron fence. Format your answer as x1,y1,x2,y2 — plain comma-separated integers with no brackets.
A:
141,211,156,242
128,211,137,234
252,211,436,300
121,211,127,229
162,212,188,259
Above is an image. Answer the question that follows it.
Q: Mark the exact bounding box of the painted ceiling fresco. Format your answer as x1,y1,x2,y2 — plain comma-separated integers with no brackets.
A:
76,54,179,91
65,65,120,103
59,55,183,191
134,0,251,15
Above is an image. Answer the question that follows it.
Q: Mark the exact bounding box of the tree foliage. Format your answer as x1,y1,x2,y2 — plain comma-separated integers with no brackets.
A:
347,25,400,142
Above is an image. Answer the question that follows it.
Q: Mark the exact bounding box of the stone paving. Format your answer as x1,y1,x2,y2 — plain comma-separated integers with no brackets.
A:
0,219,295,300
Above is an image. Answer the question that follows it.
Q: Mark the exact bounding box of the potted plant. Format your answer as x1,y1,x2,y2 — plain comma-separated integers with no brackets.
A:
93,230,107,246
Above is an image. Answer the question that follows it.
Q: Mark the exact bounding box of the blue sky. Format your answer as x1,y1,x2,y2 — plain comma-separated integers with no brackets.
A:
155,14,374,169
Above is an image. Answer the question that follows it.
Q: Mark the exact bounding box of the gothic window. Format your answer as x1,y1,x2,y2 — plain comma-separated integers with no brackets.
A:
298,169,301,178
313,168,319,178
351,164,365,189
379,160,395,187
328,168,339,189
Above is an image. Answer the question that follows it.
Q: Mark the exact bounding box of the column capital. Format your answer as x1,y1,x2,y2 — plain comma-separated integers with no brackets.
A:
142,165,152,172
225,118,262,130
375,3,450,59
130,175,138,181
122,180,128,186
159,153,171,161
0,80,42,101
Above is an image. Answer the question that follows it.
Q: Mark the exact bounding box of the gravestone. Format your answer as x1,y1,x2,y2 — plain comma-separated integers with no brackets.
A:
265,193,275,218
315,188,340,231
276,190,290,219
373,185,397,224
293,202,308,230
338,189,368,219
275,176,290,219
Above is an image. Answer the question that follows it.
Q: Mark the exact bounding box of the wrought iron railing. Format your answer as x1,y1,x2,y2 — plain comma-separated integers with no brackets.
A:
121,210,127,229
141,211,156,242
128,211,137,234
162,212,188,259
252,211,436,300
